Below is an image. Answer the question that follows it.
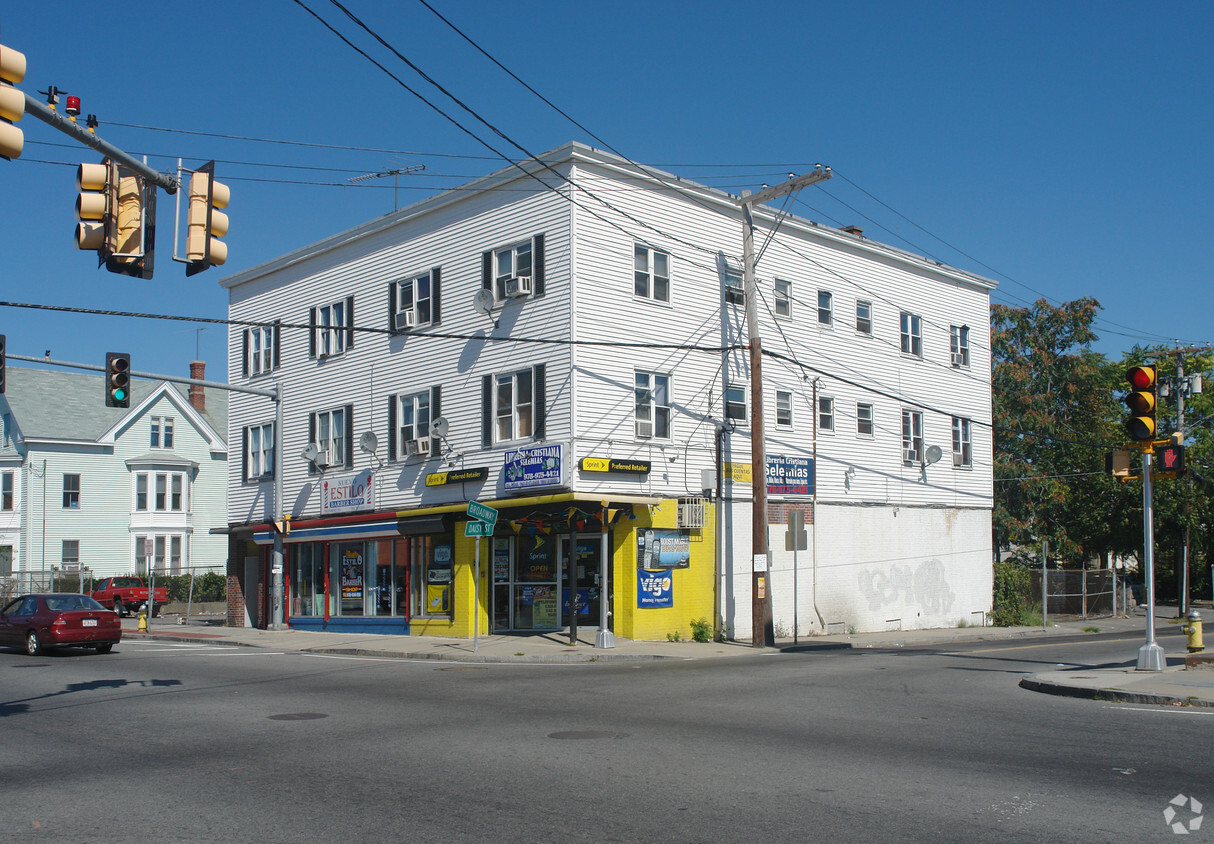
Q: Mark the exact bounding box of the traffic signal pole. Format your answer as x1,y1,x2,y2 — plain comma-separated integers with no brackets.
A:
1137,449,1165,671
23,92,178,192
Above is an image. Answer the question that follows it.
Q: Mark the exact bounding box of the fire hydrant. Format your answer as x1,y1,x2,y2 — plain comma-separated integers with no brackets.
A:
1180,610,1203,653
137,610,148,633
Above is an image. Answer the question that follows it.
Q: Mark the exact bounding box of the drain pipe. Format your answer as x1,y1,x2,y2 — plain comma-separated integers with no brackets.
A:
811,377,825,631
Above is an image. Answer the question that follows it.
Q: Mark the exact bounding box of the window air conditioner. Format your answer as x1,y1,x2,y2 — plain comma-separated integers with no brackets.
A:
394,309,417,331
314,448,331,469
951,352,966,367
504,275,532,298
677,497,707,529
405,438,431,457
953,452,966,467
902,448,919,465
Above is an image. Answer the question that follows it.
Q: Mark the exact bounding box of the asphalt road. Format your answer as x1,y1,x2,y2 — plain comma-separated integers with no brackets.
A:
1,629,1207,842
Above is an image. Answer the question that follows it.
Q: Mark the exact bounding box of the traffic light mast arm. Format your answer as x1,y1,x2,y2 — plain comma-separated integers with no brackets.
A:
23,92,177,193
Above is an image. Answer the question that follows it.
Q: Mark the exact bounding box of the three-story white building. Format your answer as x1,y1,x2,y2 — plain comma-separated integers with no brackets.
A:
221,143,994,640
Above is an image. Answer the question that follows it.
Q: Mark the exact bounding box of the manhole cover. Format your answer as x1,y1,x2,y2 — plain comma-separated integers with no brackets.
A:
548,730,629,740
268,713,329,721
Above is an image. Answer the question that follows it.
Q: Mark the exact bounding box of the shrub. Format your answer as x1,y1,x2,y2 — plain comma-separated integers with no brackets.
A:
990,561,1033,626
689,617,713,643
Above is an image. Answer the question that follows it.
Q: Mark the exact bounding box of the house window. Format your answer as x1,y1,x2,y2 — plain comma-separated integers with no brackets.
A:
723,265,745,305
311,298,354,358
1,472,11,510
151,416,174,449
952,417,973,468
393,270,439,329
902,410,924,465
818,396,835,432
244,323,278,376
397,391,431,455
135,474,148,511
776,391,793,427
774,279,791,318
245,423,275,481
817,290,833,326
495,370,535,442
310,406,351,470
634,245,670,302
725,385,747,421
950,325,970,368
857,402,874,437
63,474,80,509
171,475,183,511
856,300,873,335
900,312,922,358
155,474,167,510
494,240,533,300
62,540,79,567
635,371,671,439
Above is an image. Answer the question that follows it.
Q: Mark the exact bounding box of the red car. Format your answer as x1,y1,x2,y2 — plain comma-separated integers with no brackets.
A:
0,593,123,655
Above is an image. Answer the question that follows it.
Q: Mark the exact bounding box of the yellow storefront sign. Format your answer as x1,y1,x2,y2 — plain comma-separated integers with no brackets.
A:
724,461,752,484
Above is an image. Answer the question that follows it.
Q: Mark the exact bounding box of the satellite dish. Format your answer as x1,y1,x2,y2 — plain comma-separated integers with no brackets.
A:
924,445,943,466
359,431,379,454
300,443,319,462
431,416,450,438
472,288,495,314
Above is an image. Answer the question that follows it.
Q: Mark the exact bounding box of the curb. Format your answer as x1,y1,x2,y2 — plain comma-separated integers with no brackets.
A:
301,647,670,664
1017,676,1214,709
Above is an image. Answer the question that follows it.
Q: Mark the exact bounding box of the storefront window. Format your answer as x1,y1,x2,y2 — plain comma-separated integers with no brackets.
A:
419,540,453,618
291,544,323,616
512,534,559,630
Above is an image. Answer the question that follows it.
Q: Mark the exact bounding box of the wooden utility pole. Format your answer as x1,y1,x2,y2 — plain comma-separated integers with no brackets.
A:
735,166,831,647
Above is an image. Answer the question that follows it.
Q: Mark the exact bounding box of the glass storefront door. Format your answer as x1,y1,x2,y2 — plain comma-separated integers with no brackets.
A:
560,535,602,629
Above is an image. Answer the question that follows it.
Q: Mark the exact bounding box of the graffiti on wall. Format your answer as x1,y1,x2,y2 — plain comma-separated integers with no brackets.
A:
857,558,955,615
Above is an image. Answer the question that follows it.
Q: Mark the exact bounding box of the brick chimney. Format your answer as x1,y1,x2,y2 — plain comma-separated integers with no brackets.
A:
189,361,206,412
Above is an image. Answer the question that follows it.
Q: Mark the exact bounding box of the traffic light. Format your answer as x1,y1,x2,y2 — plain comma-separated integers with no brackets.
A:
0,32,25,160
1124,365,1157,442
75,160,155,278
186,161,229,276
0,334,6,394
1156,441,1185,476
105,352,130,408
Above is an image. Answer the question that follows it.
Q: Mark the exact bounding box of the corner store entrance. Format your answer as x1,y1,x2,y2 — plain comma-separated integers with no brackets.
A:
490,534,604,632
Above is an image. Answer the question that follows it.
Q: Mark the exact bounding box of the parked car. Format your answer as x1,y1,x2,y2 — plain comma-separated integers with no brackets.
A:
91,576,168,617
0,593,123,655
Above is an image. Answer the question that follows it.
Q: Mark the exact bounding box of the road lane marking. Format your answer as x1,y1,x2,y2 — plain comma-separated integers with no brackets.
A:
1105,706,1214,716
959,635,1183,655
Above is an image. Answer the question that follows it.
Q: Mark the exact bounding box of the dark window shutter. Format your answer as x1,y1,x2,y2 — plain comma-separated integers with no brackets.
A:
308,308,317,359
533,234,545,298
482,374,492,448
431,267,442,325
241,427,248,482
308,413,317,475
534,364,546,440
430,385,442,452
482,251,492,291
242,330,249,377
388,281,398,334
268,423,276,475
272,321,281,369
344,403,354,468
345,296,355,349
387,394,397,462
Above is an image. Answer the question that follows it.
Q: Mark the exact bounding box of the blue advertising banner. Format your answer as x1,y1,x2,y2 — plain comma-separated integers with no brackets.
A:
766,454,814,496
503,444,565,491
637,569,674,608
637,528,691,569
561,587,592,617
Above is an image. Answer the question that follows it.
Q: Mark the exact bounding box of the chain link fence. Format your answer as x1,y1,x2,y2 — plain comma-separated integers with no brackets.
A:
1028,569,1127,619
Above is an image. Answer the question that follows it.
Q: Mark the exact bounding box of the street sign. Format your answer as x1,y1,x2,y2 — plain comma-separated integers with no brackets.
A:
464,520,493,537
466,500,498,528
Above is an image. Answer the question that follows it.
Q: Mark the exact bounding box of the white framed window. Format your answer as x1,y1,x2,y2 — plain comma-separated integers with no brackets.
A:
150,416,173,448
950,324,970,368
244,323,278,376
634,245,671,302
774,279,792,319
900,311,923,358
495,369,535,443
725,385,747,422
856,300,872,335
723,264,745,305
397,391,431,454
1,471,13,511
857,402,874,437
818,396,835,432
776,390,793,427
309,406,351,471
902,409,924,465
137,534,185,576
494,239,533,301
311,298,354,358
243,422,274,481
817,290,833,326
952,417,973,468
393,270,439,329
62,540,79,567
136,471,187,511
63,473,80,509
635,371,671,440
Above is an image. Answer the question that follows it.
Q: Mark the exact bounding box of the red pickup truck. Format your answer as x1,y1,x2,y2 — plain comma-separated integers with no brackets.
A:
91,576,168,617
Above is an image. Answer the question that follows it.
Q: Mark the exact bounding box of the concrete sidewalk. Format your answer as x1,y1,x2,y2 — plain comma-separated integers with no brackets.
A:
121,607,1213,706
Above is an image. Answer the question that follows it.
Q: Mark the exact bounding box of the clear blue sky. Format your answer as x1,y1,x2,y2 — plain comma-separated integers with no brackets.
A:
2,0,1211,384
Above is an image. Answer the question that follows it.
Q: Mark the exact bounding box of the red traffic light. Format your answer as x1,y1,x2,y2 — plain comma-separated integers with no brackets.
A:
1127,365,1155,390
1124,365,1157,442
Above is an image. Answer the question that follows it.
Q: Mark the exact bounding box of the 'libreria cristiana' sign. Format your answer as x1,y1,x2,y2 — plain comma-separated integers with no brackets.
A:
503,444,565,491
